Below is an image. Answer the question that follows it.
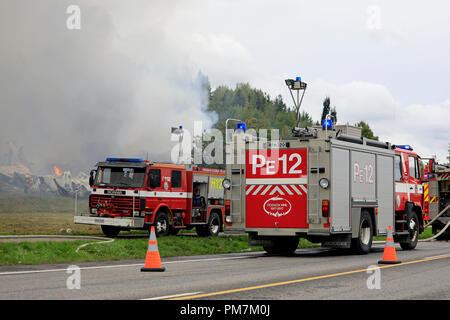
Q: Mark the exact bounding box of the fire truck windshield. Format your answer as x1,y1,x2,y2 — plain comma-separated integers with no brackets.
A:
95,166,146,188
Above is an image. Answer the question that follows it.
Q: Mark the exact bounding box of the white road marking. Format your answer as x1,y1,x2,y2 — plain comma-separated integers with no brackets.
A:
423,254,450,260
141,292,203,300
0,256,250,276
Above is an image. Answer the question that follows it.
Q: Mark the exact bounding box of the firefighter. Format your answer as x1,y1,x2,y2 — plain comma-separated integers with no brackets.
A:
193,186,201,207
193,185,206,208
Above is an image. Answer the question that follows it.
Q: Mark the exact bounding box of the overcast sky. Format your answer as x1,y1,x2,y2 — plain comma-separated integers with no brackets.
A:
0,0,449,173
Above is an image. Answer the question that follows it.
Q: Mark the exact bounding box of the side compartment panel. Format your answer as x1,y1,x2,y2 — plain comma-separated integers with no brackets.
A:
331,147,350,232
376,154,394,234
351,151,376,202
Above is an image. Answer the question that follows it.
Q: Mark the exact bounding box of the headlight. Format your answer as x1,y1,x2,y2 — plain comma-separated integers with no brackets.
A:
319,178,329,189
222,178,232,190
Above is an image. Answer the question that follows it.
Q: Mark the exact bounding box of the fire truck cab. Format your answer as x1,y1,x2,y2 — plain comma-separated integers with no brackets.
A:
74,158,227,237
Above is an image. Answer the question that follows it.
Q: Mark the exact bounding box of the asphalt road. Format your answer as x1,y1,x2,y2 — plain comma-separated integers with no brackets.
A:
0,241,449,300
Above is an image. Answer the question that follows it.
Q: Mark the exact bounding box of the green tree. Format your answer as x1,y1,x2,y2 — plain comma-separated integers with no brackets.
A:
208,83,315,140
321,97,330,123
356,121,378,140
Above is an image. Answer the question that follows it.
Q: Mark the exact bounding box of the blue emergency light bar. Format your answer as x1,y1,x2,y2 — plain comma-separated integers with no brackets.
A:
322,119,333,130
236,122,247,132
106,157,144,162
395,145,413,151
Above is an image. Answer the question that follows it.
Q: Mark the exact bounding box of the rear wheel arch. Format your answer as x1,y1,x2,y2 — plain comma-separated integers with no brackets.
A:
210,208,224,232
413,206,424,232
153,205,173,224
351,210,374,254
366,208,377,236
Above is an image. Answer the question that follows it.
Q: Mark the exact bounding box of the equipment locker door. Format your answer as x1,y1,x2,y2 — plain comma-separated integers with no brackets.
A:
376,155,394,234
330,147,351,232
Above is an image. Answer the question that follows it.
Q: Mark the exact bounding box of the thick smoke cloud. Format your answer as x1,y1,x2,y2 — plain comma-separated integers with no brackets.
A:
0,1,215,174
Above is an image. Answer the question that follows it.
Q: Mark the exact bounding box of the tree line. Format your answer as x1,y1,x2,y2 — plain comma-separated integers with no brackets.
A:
206,82,378,140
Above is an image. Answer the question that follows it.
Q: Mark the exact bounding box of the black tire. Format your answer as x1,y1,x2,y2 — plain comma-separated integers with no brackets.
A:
154,211,170,237
196,212,221,237
169,227,180,236
399,210,419,250
101,225,120,238
351,210,373,254
195,225,208,237
263,237,299,255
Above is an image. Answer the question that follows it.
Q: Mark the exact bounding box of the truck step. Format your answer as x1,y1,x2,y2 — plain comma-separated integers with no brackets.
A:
395,220,407,223
394,231,409,236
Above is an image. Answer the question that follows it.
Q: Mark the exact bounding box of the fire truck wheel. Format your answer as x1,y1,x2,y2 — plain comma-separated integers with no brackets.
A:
169,227,180,236
196,212,221,237
351,211,373,255
154,212,170,237
207,212,221,237
101,225,120,238
399,210,419,250
263,237,299,255
195,225,208,237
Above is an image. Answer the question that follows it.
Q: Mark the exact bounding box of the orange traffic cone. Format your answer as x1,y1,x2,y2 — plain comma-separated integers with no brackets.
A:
141,226,165,272
378,225,401,264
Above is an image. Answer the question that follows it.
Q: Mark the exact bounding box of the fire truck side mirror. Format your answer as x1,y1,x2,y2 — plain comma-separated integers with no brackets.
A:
429,160,436,174
89,170,96,187
222,178,231,190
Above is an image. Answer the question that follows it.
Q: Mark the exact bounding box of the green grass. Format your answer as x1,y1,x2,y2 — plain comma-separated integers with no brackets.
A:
0,235,321,266
419,227,434,239
373,227,434,241
0,194,435,266
0,194,88,214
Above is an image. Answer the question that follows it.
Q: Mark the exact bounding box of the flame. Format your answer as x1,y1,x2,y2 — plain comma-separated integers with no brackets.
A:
53,165,62,176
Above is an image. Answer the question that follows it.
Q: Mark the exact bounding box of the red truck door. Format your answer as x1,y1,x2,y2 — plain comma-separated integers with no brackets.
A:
146,167,163,215
407,154,423,206
245,148,308,229
170,169,187,210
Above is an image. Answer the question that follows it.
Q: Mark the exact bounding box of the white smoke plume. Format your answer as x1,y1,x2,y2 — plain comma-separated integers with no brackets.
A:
0,0,216,175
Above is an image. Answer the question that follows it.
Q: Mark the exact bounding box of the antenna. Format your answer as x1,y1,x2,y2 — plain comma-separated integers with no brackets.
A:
285,76,307,128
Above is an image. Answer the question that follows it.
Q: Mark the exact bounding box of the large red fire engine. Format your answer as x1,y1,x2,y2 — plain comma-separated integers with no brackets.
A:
74,158,227,237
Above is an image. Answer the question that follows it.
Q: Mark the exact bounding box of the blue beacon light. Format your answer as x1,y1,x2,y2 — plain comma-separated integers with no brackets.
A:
396,145,413,151
236,123,247,132
106,157,144,162
322,119,333,130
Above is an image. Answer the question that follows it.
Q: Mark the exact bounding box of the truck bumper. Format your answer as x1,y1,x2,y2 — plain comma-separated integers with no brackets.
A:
74,215,145,228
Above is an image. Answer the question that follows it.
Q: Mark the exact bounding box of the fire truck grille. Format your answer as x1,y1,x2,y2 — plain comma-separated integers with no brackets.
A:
90,195,142,215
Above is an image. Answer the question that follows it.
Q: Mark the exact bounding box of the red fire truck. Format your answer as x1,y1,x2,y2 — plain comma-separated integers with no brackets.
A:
74,158,227,237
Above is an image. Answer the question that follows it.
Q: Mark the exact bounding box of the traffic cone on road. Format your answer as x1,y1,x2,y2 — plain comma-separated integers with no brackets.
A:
141,226,165,272
378,225,401,265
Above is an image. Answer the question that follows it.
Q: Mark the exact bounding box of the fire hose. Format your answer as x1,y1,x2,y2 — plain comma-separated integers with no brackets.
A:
372,204,450,244
419,203,450,242
75,238,115,252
